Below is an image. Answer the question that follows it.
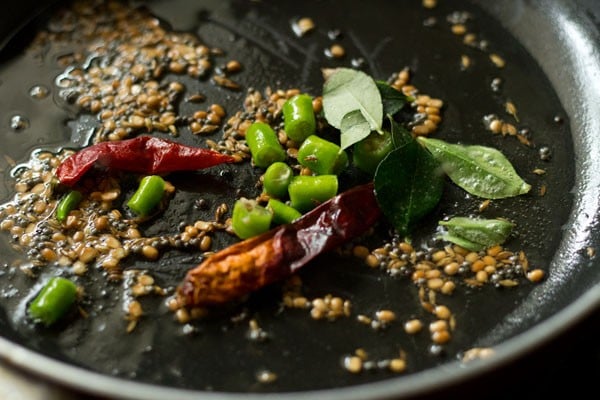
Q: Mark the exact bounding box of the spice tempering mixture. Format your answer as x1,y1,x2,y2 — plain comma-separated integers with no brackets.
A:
0,0,572,392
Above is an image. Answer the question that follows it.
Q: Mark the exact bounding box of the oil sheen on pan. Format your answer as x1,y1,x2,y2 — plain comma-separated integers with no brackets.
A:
0,0,576,394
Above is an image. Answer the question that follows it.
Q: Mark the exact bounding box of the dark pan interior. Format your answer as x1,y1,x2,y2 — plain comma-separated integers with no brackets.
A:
0,1,598,399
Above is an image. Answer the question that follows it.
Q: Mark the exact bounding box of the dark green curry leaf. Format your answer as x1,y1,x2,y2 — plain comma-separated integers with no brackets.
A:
389,116,413,148
376,80,409,116
417,137,531,199
439,217,514,251
374,136,444,236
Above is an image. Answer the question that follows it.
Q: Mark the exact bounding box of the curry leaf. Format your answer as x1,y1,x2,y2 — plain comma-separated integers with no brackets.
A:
389,116,413,148
417,137,531,199
376,81,409,116
323,68,383,133
340,110,371,150
374,137,444,236
439,217,514,251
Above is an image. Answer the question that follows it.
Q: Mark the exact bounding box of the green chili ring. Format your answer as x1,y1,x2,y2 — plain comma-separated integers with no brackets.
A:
127,175,166,216
28,277,78,326
56,190,83,222
283,94,316,143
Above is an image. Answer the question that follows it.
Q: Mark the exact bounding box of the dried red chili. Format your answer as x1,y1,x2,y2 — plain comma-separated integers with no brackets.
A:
56,136,237,186
177,182,381,306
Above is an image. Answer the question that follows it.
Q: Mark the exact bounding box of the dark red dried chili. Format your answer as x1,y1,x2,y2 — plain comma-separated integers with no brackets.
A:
177,182,381,306
56,136,237,186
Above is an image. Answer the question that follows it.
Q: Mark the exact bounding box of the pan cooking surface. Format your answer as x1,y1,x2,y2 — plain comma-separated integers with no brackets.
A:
0,0,597,398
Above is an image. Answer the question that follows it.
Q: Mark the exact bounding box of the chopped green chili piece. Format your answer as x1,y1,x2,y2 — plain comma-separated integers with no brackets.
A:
28,277,78,326
353,130,394,175
297,135,349,175
232,198,273,239
267,198,302,225
246,122,286,168
127,175,165,216
263,162,294,199
56,190,83,222
288,175,338,213
283,94,316,143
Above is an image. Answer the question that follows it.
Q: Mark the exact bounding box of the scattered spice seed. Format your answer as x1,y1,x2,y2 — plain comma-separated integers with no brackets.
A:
325,44,346,59
256,370,278,383
505,101,519,121
478,199,491,212
422,0,437,9
460,54,471,70
451,24,467,35
490,53,506,68
292,17,315,37
462,347,495,362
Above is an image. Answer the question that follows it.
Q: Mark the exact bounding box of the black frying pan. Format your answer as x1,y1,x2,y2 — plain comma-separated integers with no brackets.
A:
0,1,598,399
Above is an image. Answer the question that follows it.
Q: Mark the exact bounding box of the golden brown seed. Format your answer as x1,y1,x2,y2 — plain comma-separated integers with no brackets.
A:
175,307,190,324
41,248,57,262
451,24,467,35
166,297,181,311
292,297,308,308
434,305,451,320
461,55,471,70
389,358,406,373
294,17,315,36
376,310,396,323
72,261,87,276
476,270,489,283
226,60,242,73
432,330,451,344
412,125,431,136
427,278,444,290
404,319,423,334
210,103,226,117
200,235,212,251
95,216,109,231
526,269,545,282
429,320,448,333
128,301,143,318
482,255,497,267
343,356,363,373
79,247,99,263
312,97,323,113
353,245,370,259
142,245,159,260
471,259,486,272
328,44,345,59
365,254,380,268
490,53,506,68
444,262,460,275
489,119,503,133
431,250,447,263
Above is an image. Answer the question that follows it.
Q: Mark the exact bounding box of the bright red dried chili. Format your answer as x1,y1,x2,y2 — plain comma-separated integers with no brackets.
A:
56,136,237,186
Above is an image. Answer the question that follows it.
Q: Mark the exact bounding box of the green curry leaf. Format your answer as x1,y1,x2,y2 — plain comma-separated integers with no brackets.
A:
376,80,409,116
374,136,444,236
339,110,371,151
417,137,531,199
439,217,514,251
323,68,383,133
